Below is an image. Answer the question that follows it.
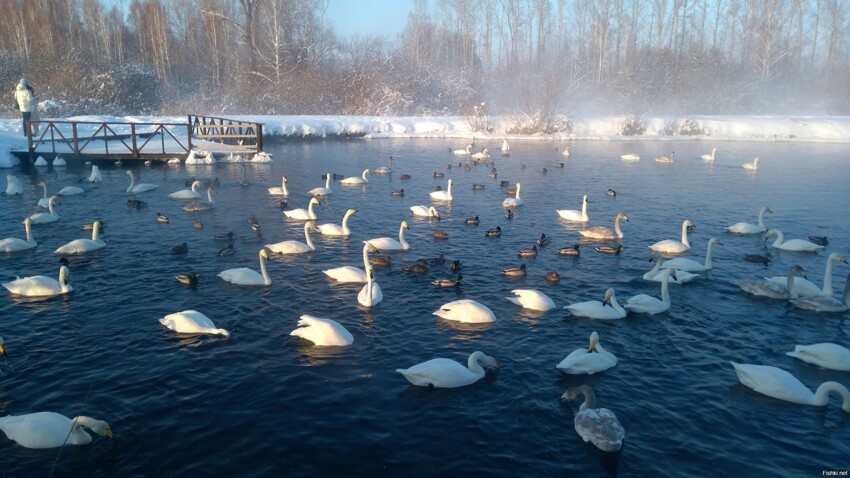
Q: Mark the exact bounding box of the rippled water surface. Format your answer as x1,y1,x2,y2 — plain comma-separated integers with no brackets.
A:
1,139,849,477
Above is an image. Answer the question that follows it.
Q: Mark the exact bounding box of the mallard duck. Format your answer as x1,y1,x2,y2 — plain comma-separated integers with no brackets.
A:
518,245,538,257
559,244,581,256
607,189,616,197
80,221,105,231
488,171,498,179
539,167,548,174
554,162,565,168
449,260,462,271
432,275,463,287
433,171,445,178
595,245,623,255
434,230,449,240
404,260,429,273
171,242,189,255
156,213,169,223
472,183,486,190
277,199,289,209
485,226,502,238
500,180,510,187
176,273,199,285
369,255,392,267
213,232,235,241
193,220,203,229
127,199,146,208
391,189,405,196
546,271,560,283
465,216,480,225
399,174,411,180
744,253,772,265
502,264,527,277
242,232,263,244
428,254,446,265
505,209,514,219
506,187,517,196
537,233,549,247
216,244,235,257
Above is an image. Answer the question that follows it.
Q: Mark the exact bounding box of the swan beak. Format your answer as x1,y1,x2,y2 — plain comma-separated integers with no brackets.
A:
0,344,5,355
105,428,113,439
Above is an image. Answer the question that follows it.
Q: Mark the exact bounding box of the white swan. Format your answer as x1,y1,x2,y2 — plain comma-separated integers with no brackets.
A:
53,156,66,166
323,241,369,283
340,169,370,185
357,267,383,307
557,194,589,222
655,151,675,163
743,156,760,170
366,221,410,252
505,289,557,311
556,332,617,375
5,174,23,195
0,412,112,449
410,205,440,218
791,274,850,312
37,181,50,208
430,179,453,201
308,173,333,196
373,156,393,174
562,145,571,157
57,185,84,196
661,238,723,272
561,385,625,452
0,218,37,252
2,265,72,297
218,249,271,286
501,139,510,155
125,170,159,193
433,299,496,323
740,265,805,299
727,207,772,234
284,197,320,220
766,253,846,298
160,309,230,336
265,222,317,254
625,269,674,314
183,186,215,212
650,219,694,254
470,148,490,160
396,351,498,388
620,153,639,161
268,176,289,196
764,229,823,252
168,180,203,199
730,362,850,412
290,315,353,346
55,220,105,254
317,208,357,236
700,147,717,161
643,260,699,284
579,212,629,240
502,182,524,207
452,145,472,156
787,343,850,372
87,165,102,183
27,196,60,224
565,288,627,320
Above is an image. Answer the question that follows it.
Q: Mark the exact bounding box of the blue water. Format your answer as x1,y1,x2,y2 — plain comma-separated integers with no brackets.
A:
1,139,849,477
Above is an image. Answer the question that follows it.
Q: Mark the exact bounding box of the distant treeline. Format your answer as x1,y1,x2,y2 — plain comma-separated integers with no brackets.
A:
0,0,847,122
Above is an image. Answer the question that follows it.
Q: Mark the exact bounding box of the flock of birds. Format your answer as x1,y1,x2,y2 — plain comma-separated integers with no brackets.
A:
0,140,848,457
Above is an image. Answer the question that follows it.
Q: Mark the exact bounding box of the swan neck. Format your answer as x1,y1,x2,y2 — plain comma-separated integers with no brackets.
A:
41,182,47,197
59,267,70,292
304,223,315,250
127,173,136,191
365,267,373,306
757,208,767,228
398,224,409,249
192,181,201,193
812,382,850,411
24,220,33,242
259,251,271,285
608,291,626,314
48,197,57,215
661,272,671,305
325,174,331,188
92,222,100,241
822,255,837,296
681,222,691,247
515,183,521,200
467,352,487,378
578,386,597,410
786,269,798,299
207,188,214,204
614,216,623,238
704,242,715,268
362,244,370,270
308,200,315,217
341,211,352,234
581,197,587,217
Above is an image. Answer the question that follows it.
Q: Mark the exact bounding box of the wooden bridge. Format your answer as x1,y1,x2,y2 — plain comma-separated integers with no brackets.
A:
13,115,264,163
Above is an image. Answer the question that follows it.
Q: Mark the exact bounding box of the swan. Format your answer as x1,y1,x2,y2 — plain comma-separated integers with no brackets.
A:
290,315,353,346
366,221,410,252
643,259,699,284
470,148,490,160
650,219,694,254
410,205,440,219
791,274,850,312
284,197,320,221
787,343,850,372
452,145,472,156
357,267,383,307
743,156,760,170
430,179,453,201
561,385,625,452
433,299,495,323
373,156,393,174
505,289,557,311
168,180,203,199
218,249,271,286
556,332,617,375
0,336,4,355
557,194,589,222
766,253,847,298
730,362,850,412
620,153,639,161
317,208,357,236
579,212,629,240
2,265,72,297
183,186,215,212
625,269,674,314
160,310,230,336
57,185,84,195
1,218,37,252
340,169,370,185
700,147,717,161
55,220,105,254
396,351,498,388
740,265,805,299
27,196,60,224
308,173,332,196
265,222,317,254
4,175,23,195
501,139,510,155
502,182,524,207
562,145,571,157
323,241,369,283
661,238,723,272
727,207,772,234
565,288,627,320
0,412,112,449
36,182,51,208
268,176,289,196
655,151,675,163
88,165,102,183
125,170,159,193
764,229,823,252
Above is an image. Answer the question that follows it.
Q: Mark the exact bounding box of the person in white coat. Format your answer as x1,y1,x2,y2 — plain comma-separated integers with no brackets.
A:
14,79,37,137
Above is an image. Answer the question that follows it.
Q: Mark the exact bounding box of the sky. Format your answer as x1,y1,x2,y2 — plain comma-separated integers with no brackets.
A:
325,0,414,41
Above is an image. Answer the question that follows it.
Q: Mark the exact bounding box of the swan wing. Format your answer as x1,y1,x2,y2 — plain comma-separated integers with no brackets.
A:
507,289,556,311
55,239,104,255
557,209,583,221
2,276,67,296
433,299,495,323
265,240,310,254
578,227,613,239
357,282,383,305
786,344,850,371
0,238,36,252
291,315,353,346
730,362,814,404
740,279,787,299
776,239,823,252
317,223,345,235
764,276,821,297
396,358,478,388
791,295,847,312
323,266,367,283
625,294,668,314
366,238,404,251
575,408,624,452
649,240,688,253
660,258,703,272
218,268,264,285
0,412,81,449
726,222,761,234
557,350,616,374
160,310,229,336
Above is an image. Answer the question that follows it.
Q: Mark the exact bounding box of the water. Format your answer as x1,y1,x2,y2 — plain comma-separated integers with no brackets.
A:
1,139,848,477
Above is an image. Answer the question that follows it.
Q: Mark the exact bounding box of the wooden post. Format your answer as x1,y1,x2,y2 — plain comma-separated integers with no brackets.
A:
72,122,79,154
104,123,109,155
131,123,138,158
257,123,263,151
187,123,193,152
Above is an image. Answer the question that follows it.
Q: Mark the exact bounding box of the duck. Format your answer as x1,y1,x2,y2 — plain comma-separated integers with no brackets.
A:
607,188,616,197
403,260,429,273
742,156,760,170
284,197,321,221
501,264,527,278
557,194,589,222
546,271,560,283
766,253,847,298
595,245,622,255
4,174,23,196
290,315,353,346
727,207,772,234
452,145,472,156
808,236,829,246
268,176,289,196
764,229,823,252
472,183,486,190
307,173,333,196
505,289,556,311
643,260,699,284
740,265,805,299
559,244,581,256
391,189,405,197
700,147,717,161
168,180,203,200
655,151,675,163
539,167,548,174
504,209,514,219
216,244,235,257
410,205,441,219
125,170,159,193
156,213,169,223
791,274,850,312
661,238,723,272
366,221,410,252
265,222,318,254
625,269,674,314
2,265,72,297
399,174,412,180
340,169,371,185
432,275,462,287
433,229,449,240
536,233,549,247
370,255,392,267
744,253,772,265
127,199,146,209
171,242,189,255
620,153,639,161
565,288,627,320
554,162,565,168
465,216,480,225
317,209,357,236
579,212,629,240
176,272,199,285
0,412,112,449
433,171,445,178
430,178,453,201
55,220,106,254
397,351,498,388
357,267,383,307
649,219,694,254
1,218,37,252
28,196,61,224
183,187,216,213
502,182,524,208
518,245,538,257
218,249,271,286
373,156,393,174
561,385,625,452
787,343,850,371
557,332,618,375
730,362,850,411
213,232,235,241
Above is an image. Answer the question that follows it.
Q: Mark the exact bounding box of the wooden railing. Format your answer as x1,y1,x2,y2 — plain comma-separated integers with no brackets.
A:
188,115,263,152
26,120,191,158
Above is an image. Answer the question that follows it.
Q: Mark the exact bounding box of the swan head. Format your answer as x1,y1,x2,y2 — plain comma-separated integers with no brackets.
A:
59,265,70,284
401,221,409,229
583,195,588,203
260,249,270,260
708,238,723,247
763,229,779,241
684,220,695,229
429,207,440,219
831,253,847,264
588,331,599,351
309,198,320,206
77,417,113,440
602,288,615,305
790,265,806,278
617,212,629,222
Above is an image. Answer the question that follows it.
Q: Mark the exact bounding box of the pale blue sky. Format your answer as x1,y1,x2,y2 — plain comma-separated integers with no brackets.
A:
325,0,414,41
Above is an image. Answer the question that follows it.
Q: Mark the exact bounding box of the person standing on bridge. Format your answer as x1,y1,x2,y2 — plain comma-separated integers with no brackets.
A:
14,78,37,137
